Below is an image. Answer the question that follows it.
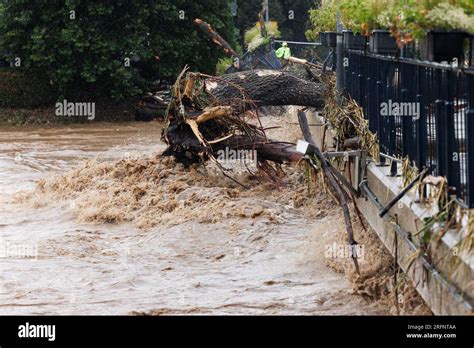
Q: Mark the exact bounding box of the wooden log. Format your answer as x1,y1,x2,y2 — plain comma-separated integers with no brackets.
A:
205,70,326,109
164,68,325,165
165,125,301,165
195,106,232,124
194,19,237,57
216,135,302,164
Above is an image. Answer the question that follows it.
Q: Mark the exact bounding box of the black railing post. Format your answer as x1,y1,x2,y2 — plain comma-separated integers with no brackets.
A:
400,62,409,157
334,50,471,207
445,100,459,195
357,53,364,104
435,100,448,177
387,64,396,156
466,75,474,207
444,71,459,197
345,52,351,96
335,14,344,104
343,50,349,96
416,65,427,170
404,64,416,161
376,67,385,157
367,57,377,134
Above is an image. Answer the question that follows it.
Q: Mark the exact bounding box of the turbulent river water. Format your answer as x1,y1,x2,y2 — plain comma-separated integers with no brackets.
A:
0,120,397,315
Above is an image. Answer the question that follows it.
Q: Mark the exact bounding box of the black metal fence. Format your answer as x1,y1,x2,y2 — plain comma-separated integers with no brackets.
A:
343,49,474,208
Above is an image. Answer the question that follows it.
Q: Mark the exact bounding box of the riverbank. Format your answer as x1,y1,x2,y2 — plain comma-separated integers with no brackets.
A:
0,101,139,126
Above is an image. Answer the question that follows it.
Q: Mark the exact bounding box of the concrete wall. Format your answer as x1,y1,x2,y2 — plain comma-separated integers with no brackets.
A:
308,112,473,315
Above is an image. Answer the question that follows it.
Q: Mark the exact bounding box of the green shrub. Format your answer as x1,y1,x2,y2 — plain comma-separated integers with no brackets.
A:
307,0,474,42
215,57,233,75
244,21,281,52
0,0,236,102
306,0,338,41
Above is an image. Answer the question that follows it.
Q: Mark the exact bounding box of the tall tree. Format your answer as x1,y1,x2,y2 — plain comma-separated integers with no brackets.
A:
234,1,285,42
148,0,236,82
233,0,314,51
0,0,236,101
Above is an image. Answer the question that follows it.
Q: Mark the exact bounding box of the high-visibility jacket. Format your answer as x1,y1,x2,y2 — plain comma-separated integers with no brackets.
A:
275,46,291,59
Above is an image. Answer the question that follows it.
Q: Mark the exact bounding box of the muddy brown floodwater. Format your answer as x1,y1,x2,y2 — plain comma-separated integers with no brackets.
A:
0,118,403,315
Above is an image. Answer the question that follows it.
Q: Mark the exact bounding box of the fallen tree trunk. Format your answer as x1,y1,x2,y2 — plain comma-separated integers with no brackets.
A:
215,135,302,164
164,123,302,165
205,70,326,109
162,67,326,166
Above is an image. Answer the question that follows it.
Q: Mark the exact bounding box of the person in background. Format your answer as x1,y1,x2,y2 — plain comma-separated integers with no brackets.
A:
275,42,291,68
275,41,291,59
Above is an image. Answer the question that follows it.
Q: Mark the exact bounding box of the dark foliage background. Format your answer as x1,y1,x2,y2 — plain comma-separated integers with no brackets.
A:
0,0,315,106
234,0,314,48
0,0,236,102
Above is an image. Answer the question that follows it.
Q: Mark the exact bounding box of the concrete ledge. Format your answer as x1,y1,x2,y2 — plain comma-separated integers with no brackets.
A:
308,112,473,315
359,164,472,315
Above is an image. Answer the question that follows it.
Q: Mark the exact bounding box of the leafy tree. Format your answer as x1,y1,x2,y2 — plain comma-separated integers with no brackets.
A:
148,0,236,82
233,0,314,54
234,1,285,43
0,0,236,102
234,1,263,42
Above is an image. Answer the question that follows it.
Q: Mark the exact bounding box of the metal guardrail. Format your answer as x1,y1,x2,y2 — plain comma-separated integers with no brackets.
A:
342,49,474,208
274,40,321,46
